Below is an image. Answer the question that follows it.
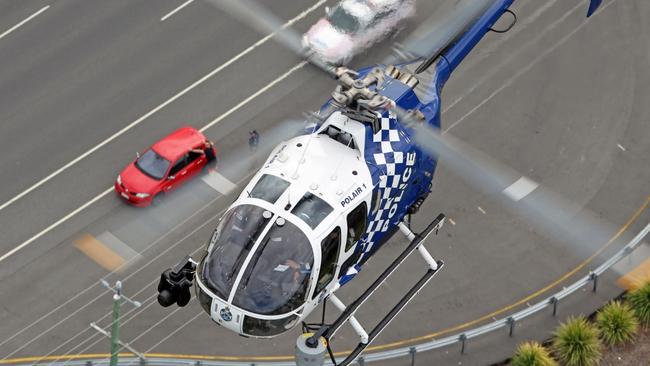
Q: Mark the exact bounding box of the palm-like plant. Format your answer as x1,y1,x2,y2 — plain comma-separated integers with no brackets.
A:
552,316,601,366
627,280,650,325
511,341,557,366
596,301,638,346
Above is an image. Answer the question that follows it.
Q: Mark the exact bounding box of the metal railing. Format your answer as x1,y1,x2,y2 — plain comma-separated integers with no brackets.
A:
21,221,650,366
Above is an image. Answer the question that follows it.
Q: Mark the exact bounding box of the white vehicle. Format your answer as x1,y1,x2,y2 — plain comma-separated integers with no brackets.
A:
302,0,415,65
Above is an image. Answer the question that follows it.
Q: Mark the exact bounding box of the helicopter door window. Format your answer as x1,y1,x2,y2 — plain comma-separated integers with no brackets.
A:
291,192,334,229
345,202,367,252
370,188,380,215
249,174,290,203
313,227,341,298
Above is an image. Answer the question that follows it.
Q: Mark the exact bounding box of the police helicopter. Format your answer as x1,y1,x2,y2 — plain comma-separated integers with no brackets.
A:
157,0,604,365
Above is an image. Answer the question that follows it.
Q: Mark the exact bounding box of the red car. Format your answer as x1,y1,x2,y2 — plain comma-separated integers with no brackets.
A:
115,126,216,207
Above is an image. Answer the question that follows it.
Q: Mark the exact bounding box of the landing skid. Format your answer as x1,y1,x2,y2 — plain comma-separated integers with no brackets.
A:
296,214,445,366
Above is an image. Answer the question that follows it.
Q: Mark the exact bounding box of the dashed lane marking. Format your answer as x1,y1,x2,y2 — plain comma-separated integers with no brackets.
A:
160,0,195,21
0,5,49,41
201,170,238,195
503,176,539,202
0,60,306,264
0,0,327,215
74,234,125,272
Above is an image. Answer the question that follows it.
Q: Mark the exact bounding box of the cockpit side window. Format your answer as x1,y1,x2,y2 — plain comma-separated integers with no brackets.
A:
319,124,356,150
313,227,341,298
291,192,334,229
201,205,272,300
233,217,314,315
345,202,367,252
249,174,290,203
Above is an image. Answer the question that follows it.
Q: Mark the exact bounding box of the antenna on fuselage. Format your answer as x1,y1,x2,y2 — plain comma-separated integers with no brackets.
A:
291,123,319,181
331,136,354,189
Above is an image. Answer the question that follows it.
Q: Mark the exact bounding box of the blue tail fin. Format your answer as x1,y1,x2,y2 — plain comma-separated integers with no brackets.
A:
587,0,602,17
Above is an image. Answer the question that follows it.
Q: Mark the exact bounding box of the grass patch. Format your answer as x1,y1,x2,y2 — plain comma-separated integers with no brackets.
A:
552,316,601,366
596,300,639,346
511,341,557,366
627,281,650,326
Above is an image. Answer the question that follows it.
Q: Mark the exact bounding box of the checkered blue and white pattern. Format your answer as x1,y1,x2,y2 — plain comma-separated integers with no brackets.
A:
361,113,409,256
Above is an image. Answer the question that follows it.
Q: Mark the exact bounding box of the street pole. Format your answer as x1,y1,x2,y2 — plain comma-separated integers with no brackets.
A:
90,280,143,366
110,291,121,366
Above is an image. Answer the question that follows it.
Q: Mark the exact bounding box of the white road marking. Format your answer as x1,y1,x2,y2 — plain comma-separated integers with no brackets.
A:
443,0,615,133
503,176,539,202
0,188,113,263
0,61,304,263
96,231,142,263
617,143,626,152
0,5,50,41
143,311,203,353
160,0,195,21
477,206,487,215
200,61,307,132
201,170,238,194
442,0,560,114
0,0,327,215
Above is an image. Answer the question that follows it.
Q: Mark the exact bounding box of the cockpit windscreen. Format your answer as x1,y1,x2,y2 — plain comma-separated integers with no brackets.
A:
201,205,272,300
233,217,314,315
249,174,290,203
291,192,334,229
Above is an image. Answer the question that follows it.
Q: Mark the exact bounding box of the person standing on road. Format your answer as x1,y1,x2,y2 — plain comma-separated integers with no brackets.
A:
249,130,259,152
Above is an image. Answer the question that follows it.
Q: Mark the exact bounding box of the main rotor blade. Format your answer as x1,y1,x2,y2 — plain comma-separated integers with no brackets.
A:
203,0,335,76
385,0,494,64
395,107,623,259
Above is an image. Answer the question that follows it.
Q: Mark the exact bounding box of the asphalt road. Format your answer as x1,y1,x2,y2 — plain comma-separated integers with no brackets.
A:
0,0,649,365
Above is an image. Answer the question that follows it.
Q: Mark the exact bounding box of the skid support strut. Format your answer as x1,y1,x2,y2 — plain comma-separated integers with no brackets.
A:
296,214,445,366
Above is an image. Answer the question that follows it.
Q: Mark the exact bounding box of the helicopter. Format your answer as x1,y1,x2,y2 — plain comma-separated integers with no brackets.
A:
156,0,604,365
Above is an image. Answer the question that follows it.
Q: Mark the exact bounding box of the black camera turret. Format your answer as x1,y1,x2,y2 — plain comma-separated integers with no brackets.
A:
157,256,197,307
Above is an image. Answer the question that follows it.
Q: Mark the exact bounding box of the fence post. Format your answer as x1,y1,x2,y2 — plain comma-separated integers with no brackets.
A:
357,356,365,366
590,272,598,292
507,317,515,337
85,361,93,366
550,296,558,317
409,346,417,366
195,361,202,366
139,357,146,366
460,334,467,354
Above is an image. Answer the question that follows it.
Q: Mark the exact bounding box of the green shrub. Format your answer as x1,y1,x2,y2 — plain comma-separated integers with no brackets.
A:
552,316,601,366
627,281,650,325
511,341,557,366
596,300,638,346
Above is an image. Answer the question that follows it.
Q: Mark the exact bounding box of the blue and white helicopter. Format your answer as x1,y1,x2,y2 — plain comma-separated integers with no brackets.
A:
157,0,604,364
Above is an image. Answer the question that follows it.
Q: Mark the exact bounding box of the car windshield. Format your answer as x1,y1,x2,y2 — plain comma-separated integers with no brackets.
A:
135,149,170,180
233,216,313,315
291,192,334,229
200,205,272,300
250,174,290,203
327,7,360,33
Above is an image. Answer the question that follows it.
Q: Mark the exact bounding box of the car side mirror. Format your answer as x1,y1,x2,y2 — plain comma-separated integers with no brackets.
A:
325,6,331,15
168,175,175,180
136,151,140,159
